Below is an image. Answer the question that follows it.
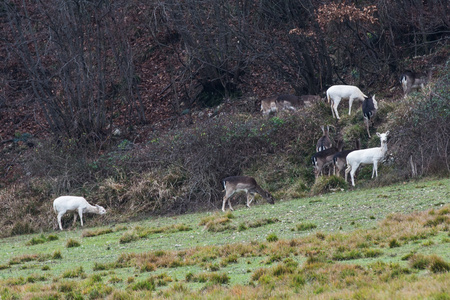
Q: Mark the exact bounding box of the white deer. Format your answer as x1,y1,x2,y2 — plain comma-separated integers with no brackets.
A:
345,131,390,186
222,176,275,212
326,85,368,119
53,196,106,230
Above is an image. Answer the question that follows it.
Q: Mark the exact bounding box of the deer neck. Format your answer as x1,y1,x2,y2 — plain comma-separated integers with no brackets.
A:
85,204,98,213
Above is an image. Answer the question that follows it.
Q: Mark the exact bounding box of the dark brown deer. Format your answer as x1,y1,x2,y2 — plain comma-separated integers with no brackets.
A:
362,95,378,138
316,125,332,152
312,139,344,179
332,139,361,177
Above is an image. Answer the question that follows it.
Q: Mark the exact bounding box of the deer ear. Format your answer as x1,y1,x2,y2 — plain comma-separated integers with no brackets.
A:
385,131,390,136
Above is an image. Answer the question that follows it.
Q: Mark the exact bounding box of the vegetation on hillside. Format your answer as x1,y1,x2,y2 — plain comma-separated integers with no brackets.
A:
0,0,449,234
0,62,449,235
0,179,448,299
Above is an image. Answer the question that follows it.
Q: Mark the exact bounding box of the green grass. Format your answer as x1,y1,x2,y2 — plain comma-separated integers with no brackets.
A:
0,177,449,299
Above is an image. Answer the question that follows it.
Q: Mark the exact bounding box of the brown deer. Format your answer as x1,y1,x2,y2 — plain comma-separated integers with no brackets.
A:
400,70,431,97
221,176,275,212
316,125,332,152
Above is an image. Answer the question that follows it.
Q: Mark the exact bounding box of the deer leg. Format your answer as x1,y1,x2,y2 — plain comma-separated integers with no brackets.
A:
222,196,229,212
72,213,78,227
348,98,354,115
333,99,341,119
330,101,336,118
246,193,255,208
78,208,84,227
372,162,378,178
57,212,65,230
228,197,234,211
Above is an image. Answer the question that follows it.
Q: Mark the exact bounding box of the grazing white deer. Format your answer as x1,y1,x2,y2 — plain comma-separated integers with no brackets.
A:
345,131,390,186
222,176,275,212
326,85,368,119
53,196,107,230
316,125,332,152
362,95,378,138
400,70,431,97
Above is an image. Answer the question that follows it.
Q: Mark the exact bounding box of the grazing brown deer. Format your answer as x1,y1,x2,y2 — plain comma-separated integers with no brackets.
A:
221,176,275,212
261,94,321,115
400,70,431,97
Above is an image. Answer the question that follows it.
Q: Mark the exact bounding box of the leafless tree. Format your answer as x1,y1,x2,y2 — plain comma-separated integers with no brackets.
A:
3,0,146,144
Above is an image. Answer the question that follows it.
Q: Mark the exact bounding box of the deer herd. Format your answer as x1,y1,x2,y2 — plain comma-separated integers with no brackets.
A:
53,70,429,229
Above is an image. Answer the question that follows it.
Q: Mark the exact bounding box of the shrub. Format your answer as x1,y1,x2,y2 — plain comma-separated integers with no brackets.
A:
311,176,347,195
387,70,450,178
10,222,34,236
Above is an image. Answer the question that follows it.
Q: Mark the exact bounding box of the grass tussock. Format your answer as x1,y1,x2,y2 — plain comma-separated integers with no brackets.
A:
82,227,114,237
66,239,81,248
26,233,59,245
200,212,235,232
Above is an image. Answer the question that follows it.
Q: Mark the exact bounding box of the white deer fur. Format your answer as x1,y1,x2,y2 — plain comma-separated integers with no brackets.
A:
345,131,390,186
53,196,106,230
326,85,367,119
222,176,275,212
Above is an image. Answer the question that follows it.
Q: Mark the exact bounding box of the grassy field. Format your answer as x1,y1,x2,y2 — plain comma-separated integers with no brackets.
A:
0,177,449,299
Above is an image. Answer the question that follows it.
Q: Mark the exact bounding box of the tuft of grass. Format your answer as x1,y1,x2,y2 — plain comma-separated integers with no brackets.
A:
119,231,139,244
130,278,156,291
82,227,114,237
62,266,85,278
409,254,432,270
26,234,59,246
266,233,279,242
200,213,235,232
296,222,317,231
52,250,62,259
429,256,450,273
389,238,401,248
209,272,230,285
66,238,81,248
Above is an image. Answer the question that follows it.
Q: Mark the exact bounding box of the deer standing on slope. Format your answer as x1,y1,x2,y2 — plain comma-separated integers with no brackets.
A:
221,176,275,212
345,131,390,186
400,70,431,97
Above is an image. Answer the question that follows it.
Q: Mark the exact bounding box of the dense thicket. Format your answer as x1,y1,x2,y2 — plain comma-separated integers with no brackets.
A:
1,0,448,141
